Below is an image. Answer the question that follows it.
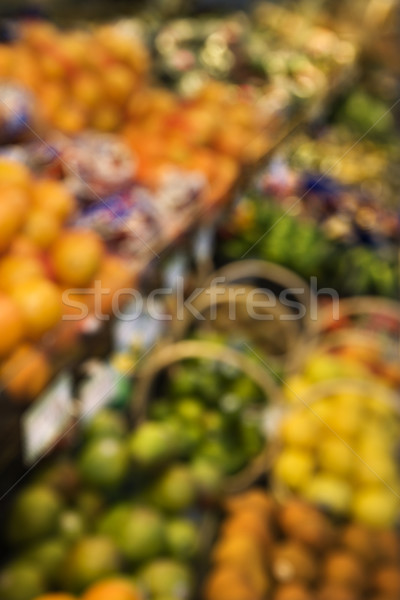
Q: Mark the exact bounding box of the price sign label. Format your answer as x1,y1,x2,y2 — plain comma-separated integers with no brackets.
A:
79,361,119,421
22,374,73,464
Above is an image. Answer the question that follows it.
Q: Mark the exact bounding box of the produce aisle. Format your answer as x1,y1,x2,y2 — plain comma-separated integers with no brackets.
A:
0,2,398,600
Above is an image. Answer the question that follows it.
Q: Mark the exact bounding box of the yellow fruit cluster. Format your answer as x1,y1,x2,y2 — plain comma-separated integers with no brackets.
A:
274,387,400,528
33,577,143,600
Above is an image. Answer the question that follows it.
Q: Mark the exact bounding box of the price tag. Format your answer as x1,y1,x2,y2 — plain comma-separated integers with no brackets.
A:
22,374,73,464
193,224,216,265
163,252,189,291
113,300,166,353
79,361,119,421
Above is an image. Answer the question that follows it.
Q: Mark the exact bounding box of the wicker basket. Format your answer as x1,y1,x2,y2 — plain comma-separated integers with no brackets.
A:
132,339,284,494
172,260,314,364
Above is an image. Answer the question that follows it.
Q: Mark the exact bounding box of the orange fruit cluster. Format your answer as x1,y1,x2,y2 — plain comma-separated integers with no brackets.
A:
33,577,143,600
0,159,132,402
0,22,149,134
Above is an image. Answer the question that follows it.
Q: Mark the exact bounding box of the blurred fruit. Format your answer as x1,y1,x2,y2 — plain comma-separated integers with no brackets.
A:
0,562,45,600
8,485,63,545
190,457,223,496
0,294,23,357
23,209,61,250
274,583,313,600
0,159,31,190
32,595,77,600
61,536,121,593
278,500,335,550
82,578,143,600
272,542,317,584
137,559,193,599
24,538,68,583
11,278,62,339
280,412,319,448
0,195,26,254
304,474,352,514
84,409,127,440
165,518,199,559
51,230,104,286
58,510,86,543
319,438,355,477
351,485,399,528
322,551,364,590
274,449,314,490
148,464,197,512
0,254,46,292
0,343,51,401
78,437,130,490
99,505,165,562
129,422,177,467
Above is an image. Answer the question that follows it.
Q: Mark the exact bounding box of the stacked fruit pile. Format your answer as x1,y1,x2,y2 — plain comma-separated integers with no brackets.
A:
0,21,150,135
0,158,132,402
0,337,275,600
204,490,400,600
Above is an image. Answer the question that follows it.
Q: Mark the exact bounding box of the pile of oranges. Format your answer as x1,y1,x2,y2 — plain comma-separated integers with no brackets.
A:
33,577,143,600
0,159,132,402
0,21,150,135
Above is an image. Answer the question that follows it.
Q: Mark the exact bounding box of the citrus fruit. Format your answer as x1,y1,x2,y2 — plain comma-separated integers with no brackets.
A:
0,294,24,357
82,577,142,600
0,159,31,190
0,343,51,401
0,196,26,254
8,485,63,545
0,561,45,600
148,464,197,512
128,422,176,467
99,505,165,563
23,209,61,249
165,519,199,559
51,230,104,286
61,536,121,593
24,538,68,583
0,254,46,291
78,437,130,490
84,409,127,440
32,179,76,221
11,278,62,339
32,595,77,600
137,559,193,599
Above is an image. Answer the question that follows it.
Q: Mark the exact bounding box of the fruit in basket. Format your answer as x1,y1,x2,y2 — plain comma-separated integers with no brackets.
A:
82,577,142,600
304,474,352,515
0,343,51,401
274,449,314,490
165,518,199,559
322,551,364,590
99,505,165,563
129,422,178,467
8,485,63,545
278,500,335,550
61,536,121,593
148,464,196,512
190,457,223,496
0,561,45,600
137,559,193,599
58,510,87,543
24,538,68,584
32,595,77,600
11,278,62,339
351,486,399,529
84,409,127,440
0,294,23,357
272,542,317,584
0,194,26,254
78,437,130,490
51,230,104,287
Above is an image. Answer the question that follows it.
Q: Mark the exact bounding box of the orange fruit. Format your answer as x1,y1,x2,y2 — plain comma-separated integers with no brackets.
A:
93,255,134,316
0,193,27,254
11,278,62,339
51,103,87,134
32,595,77,600
0,343,51,402
82,578,142,600
10,235,42,258
23,209,61,249
71,73,103,109
51,230,104,286
0,159,31,191
32,179,76,222
0,254,46,291
0,294,24,357
90,103,120,132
